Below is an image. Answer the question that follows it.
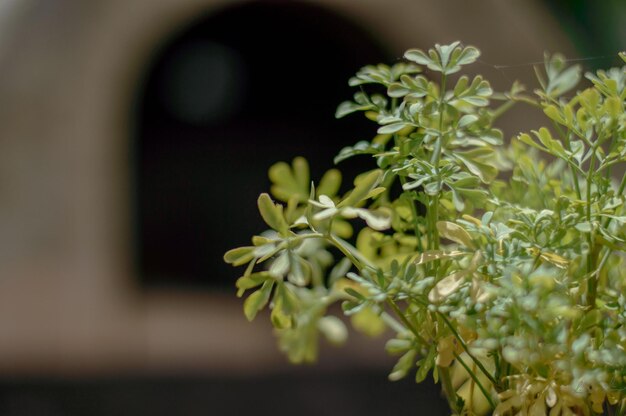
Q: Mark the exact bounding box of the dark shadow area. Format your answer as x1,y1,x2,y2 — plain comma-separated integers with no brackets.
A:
132,0,391,289
0,370,449,416
543,0,625,68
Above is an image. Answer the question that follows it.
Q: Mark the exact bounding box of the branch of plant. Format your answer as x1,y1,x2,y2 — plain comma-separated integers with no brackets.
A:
438,312,499,388
385,298,429,346
454,351,496,410
552,122,583,199
439,365,462,415
585,143,599,308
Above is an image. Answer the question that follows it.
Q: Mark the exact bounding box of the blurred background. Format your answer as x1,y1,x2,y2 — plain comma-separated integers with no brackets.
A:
0,0,623,414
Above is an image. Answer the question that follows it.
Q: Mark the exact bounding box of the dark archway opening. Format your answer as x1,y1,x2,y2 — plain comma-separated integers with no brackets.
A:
132,1,391,289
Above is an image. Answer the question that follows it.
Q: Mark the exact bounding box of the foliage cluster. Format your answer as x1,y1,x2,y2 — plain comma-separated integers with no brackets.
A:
225,42,626,415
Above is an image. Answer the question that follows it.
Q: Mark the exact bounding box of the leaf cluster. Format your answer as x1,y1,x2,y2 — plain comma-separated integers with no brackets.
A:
225,43,626,415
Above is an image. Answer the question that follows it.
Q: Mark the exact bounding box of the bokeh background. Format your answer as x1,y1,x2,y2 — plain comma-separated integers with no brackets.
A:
0,0,623,414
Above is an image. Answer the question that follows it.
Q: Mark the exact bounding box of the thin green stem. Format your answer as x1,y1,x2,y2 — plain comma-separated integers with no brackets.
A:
439,312,499,387
511,94,542,109
618,171,626,197
490,99,516,121
438,365,462,415
387,297,462,414
552,122,582,200
586,147,598,308
386,299,428,345
326,234,365,271
601,172,626,231
399,176,425,253
427,73,447,266
454,352,496,410
392,91,425,254
379,310,409,334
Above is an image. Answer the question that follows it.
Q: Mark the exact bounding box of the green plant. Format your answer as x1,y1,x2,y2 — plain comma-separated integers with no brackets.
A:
225,42,626,415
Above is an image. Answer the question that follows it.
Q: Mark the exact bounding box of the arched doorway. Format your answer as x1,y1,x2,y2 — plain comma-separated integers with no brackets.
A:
132,1,391,288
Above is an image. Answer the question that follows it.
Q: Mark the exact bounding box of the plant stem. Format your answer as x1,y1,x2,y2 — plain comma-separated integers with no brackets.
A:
439,365,462,415
427,73,447,269
490,100,516,121
586,146,598,308
617,398,626,416
386,298,428,345
511,94,542,109
454,352,496,410
439,312,499,387
399,176,425,252
326,234,366,271
552,122,582,200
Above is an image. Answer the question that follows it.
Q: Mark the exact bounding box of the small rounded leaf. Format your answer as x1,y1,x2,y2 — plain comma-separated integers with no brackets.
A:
318,316,348,345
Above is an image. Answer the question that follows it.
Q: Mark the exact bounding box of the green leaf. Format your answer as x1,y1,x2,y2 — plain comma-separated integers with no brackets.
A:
378,122,410,134
292,157,310,194
224,246,256,266
414,250,466,265
389,349,418,381
534,127,565,156
258,193,289,234
458,114,478,128
342,207,391,230
518,133,545,151
236,272,271,297
415,345,437,383
543,105,565,124
338,170,383,208
542,53,581,97
243,280,274,321
269,159,309,202
428,270,468,303
271,297,292,329
351,306,386,337
328,257,352,287
450,188,465,212
575,222,593,233
404,48,431,66
287,255,311,286
270,282,297,329
388,82,411,98
436,221,476,249
344,287,365,300
451,75,492,107
317,169,342,197
318,316,348,345
386,338,412,354
454,154,497,183
455,46,480,66
335,94,375,118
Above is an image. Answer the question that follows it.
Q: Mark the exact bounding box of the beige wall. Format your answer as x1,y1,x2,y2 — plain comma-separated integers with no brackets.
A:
0,0,574,375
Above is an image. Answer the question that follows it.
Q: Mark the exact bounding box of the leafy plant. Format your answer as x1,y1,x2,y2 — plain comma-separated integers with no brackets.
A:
225,42,626,415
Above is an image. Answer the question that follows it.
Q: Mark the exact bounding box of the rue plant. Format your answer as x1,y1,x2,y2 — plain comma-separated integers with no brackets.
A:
225,42,626,415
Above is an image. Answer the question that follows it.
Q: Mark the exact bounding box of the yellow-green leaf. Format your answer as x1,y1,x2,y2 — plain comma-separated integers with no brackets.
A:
414,250,465,265
258,193,289,234
243,280,274,321
437,221,476,249
292,157,310,193
236,272,271,297
224,246,256,266
351,306,386,337
338,170,383,208
318,316,348,345
428,270,469,303
317,169,342,197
